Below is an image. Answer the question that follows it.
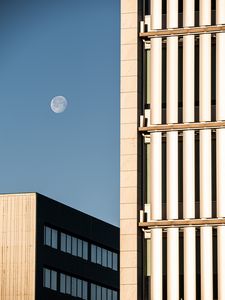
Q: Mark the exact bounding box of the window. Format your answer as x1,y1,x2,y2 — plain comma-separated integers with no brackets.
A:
91,244,118,271
60,272,88,300
113,253,118,271
44,226,58,249
90,283,118,300
61,232,88,260
43,268,57,291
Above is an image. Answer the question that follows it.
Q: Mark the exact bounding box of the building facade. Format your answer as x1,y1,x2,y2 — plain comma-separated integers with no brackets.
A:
120,0,225,299
0,193,119,300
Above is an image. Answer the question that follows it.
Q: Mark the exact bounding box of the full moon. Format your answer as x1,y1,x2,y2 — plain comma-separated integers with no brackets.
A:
50,96,68,113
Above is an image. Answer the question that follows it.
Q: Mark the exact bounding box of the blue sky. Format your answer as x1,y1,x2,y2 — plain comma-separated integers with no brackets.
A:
0,0,120,226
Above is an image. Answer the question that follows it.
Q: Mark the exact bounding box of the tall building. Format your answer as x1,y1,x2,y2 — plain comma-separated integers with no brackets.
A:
120,0,225,299
0,193,119,300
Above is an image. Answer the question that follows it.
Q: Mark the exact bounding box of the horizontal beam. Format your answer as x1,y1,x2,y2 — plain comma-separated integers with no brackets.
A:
139,121,225,133
140,24,225,38
139,218,225,229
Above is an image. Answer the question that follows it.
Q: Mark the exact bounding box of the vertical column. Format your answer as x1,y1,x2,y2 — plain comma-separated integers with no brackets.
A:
166,1,179,300
150,1,162,299
199,1,213,300
216,1,225,299
120,0,140,299
183,1,196,299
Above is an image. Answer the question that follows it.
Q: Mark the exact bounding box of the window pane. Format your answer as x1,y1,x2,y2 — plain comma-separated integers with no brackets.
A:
83,241,88,260
66,235,72,254
45,227,51,246
60,274,66,293
107,251,112,269
83,281,88,300
112,253,118,271
102,249,107,267
51,229,58,249
61,233,66,252
107,289,112,300
72,237,77,256
72,277,77,297
91,284,96,300
77,279,82,297
97,247,101,264
43,268,50,289
112,291,117,300
102,287,107,300
78,239,82,257
91,245,97,263
97,285,101,299
66,275,71,294
51,270,57,291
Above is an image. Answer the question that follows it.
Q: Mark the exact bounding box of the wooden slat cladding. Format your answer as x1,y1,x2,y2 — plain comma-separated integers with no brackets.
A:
0,193,36,300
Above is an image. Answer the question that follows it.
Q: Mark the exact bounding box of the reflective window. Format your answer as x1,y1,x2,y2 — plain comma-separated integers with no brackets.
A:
90,283,118,300
72,237,77,256
43,268,57,291
60,273,65,293
83,241,88,260
113,253,118,271
91,244,118,271
78,239,83,257
61,233,66,252
91,245,97,263
66,235,72,254
44,226,58,249
60,272,87,300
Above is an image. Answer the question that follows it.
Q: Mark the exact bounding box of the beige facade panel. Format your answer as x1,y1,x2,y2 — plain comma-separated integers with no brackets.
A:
120,219,137,235
120,251,137,268
120,108,137,124
121,45,137,61
120,284,137,299
120,187,137,204
120,170,137,187
0,193,36,300
121,123,138,139
120,234,137,251
121,0,137,14
121,76,137,93
120,92,137,109
120,267,137,285
120,139,137,155
121,13,137,29
121,60,137,77
120,203,137,219
121,28,137,45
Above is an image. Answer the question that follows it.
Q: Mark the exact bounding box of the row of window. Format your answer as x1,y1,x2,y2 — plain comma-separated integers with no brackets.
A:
60,272,88,299
44,226,58,249
91,245,118,271
43,268,118,300
43,268,57,291
91,283,118,300
61,232,88,260
44,226,118,271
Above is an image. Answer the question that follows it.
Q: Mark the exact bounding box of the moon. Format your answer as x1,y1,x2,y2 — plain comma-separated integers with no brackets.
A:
50,96,68,113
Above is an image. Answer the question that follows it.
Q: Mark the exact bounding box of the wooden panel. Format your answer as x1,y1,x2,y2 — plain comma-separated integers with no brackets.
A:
139,120,225,133
140,24,225,38
0,193,36,300
139,218,225,228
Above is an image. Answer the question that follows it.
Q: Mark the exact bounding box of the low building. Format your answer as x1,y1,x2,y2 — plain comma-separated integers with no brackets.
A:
0,193,119,300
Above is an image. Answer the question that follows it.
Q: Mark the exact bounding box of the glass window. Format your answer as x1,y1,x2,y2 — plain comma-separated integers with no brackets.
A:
112,253,118,271
102,249,107,267
97,247,102,264
72,237,77,256
107,251,112,269
97,285,101,299
66,275,71,294
51,270,57,291
43,268,50,289
77,279,82,298
107,289,112,300
91,245,97,263
91,284,96,300
60,273,66,293
83,241,88,260
83,281,88,300
78,239,82,257
112,291,117,300
61,233,66,252
102,287,107,300
66,235,72,254
51,229,58,249
71,277,77,297
44,226,51,247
